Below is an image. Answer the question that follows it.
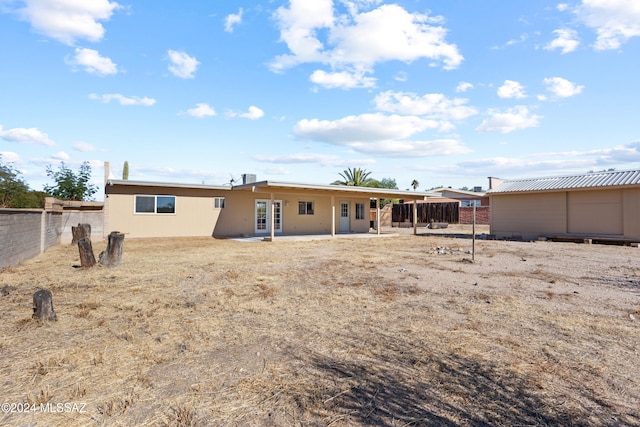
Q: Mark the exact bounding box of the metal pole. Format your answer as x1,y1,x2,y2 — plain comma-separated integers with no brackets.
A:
472,202,476,263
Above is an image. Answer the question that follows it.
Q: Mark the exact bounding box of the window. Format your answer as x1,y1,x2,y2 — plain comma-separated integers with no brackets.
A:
214,197,226,209
135,195,176,214
355,203,365,220
298,201,314,215
461,200,481,207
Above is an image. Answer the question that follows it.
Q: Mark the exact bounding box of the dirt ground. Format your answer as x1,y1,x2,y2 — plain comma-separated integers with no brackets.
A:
0,225,639,426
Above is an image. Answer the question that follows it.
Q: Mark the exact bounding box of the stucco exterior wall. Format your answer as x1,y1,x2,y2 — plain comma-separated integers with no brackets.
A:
623,188,640,238
106,185,371,239
490,187,640,240
490,192,567,240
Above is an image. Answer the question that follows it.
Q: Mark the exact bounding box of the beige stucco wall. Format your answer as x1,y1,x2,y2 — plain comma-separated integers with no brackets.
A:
106,185,371,238
623,188,640,238
568,190,622,235
490,192,567,240
491,187,640,240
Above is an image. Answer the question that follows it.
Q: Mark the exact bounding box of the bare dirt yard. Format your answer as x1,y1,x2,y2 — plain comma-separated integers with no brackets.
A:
1,225,639,426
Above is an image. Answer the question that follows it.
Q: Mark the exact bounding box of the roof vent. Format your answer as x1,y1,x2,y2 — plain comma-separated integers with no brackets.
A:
242,174,257,185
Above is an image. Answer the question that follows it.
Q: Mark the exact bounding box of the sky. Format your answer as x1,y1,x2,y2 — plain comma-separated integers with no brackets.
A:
1,0,640,198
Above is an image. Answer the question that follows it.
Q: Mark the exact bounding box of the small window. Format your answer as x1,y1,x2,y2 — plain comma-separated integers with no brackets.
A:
135,195,176,214
298,201,314,215
214,197,226,209
355,203,365,220
461,200,481,207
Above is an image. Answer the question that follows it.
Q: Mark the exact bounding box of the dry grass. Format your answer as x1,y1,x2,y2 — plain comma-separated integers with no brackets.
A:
1,226,639,426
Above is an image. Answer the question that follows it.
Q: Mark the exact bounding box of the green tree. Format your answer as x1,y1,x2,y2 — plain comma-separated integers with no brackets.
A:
411,179,419,191
122,161,129,180
0,156,45,208
332,167,373,186
44,162,98,201
1,156,30,207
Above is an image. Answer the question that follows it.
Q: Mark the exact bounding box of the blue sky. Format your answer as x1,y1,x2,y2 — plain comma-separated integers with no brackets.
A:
1,0,639,197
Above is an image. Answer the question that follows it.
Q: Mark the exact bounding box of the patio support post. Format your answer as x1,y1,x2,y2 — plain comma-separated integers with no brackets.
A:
376,198,381,235
413,199,417,235
331,196,336,237
270,192,275,242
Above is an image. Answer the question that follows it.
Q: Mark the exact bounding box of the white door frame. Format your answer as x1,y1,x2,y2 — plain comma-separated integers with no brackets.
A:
255,199,282,234
339,201,350,233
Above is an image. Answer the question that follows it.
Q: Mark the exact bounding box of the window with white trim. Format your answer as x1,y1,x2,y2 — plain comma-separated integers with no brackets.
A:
355,203,365,220
135,195,176,214
214,197,226,209
298,201,314,215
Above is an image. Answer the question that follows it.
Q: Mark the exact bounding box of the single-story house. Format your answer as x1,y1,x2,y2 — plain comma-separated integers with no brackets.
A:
486,169,640,241
428,187,490,225
103,163,435,240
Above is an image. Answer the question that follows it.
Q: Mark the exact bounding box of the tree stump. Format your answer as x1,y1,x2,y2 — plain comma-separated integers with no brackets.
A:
71,223,92,244
99,231,125,267
33,289,57,321
77,237,97,268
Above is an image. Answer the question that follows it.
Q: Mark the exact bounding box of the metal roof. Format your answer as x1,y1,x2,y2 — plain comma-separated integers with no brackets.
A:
487,169,640,194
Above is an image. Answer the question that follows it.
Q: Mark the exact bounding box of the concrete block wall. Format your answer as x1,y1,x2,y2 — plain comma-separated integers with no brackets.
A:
0,209,62,269
459,206,490,225
59,211,104,245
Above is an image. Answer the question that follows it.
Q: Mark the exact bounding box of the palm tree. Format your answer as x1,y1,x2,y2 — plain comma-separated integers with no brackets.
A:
332,167,373,187
411,179,419,191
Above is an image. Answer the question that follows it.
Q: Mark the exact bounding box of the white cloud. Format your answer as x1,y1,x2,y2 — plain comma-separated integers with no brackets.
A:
295,113,438,143
253,153,362,167
543,77,584,98
15,0,121,45
270,2,462,81
89,93,156,106
186,103,216,118
456,82,474,93
167,50,200,79
476,106,541,134
497,80,527,99
0,151,21,164
576,0,640,50
230,106,264,120
373,91,477,122
68,48,118,76
0,125,55,146
51,151,69,160
310,69,376,89
557,3,570,12
545,28,580,53
224,8,243,33
293,113,471,157
72,141,97,152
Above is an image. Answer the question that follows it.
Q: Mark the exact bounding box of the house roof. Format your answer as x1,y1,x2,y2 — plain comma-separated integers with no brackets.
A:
106,178,434,199
232,180,434,199
487,169,640,194
430,187,486,197
106,179,231,191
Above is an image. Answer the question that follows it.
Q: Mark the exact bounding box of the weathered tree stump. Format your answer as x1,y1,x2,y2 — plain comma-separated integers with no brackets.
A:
33,289,57,321
77,237,97,268
71,223,92,244
99,231,125,267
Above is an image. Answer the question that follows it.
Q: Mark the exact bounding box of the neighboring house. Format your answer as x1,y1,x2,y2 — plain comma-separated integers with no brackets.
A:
427,187,490,225
486,170,640,241
103,164,434,239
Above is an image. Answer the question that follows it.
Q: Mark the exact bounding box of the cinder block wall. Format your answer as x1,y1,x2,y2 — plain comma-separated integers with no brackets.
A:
59,211,104,245
1,210,43,269
459,206,490,225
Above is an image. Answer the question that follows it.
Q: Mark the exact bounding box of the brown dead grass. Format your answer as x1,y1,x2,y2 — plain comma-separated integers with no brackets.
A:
1,227,639,426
